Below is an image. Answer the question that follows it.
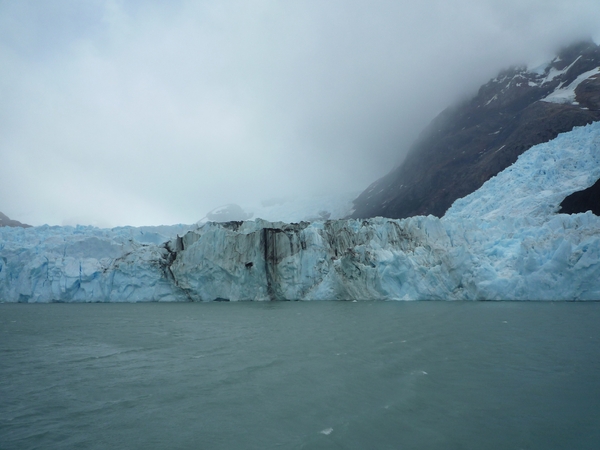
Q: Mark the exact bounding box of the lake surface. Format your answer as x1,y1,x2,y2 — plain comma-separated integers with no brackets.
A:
1,301,599,449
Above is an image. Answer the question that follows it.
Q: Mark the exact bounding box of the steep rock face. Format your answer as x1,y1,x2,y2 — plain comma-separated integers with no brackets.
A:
559,178,600,215
351,41,600,220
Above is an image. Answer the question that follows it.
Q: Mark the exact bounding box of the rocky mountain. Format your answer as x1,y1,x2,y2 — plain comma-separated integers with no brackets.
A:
0,211,31,228
351,40,600,220
559,178,600,215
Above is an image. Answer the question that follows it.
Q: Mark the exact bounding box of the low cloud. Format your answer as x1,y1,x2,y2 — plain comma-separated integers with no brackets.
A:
1,0,599,226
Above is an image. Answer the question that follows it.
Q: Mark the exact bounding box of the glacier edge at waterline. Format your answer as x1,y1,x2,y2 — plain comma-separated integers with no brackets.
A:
1,123,600,302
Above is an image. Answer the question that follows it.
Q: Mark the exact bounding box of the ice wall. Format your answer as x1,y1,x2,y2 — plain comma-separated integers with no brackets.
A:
1,123,599,301
168,217,464,301
0,225,190,302
166,212,600,301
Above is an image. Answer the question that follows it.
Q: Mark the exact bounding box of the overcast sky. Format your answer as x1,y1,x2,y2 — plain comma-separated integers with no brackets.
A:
1,0,599,227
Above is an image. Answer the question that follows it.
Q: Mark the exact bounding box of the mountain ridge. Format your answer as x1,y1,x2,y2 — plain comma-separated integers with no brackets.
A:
0,211,31,228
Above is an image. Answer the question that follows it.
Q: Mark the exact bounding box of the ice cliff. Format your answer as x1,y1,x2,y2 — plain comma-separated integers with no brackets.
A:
0,225,192,302
1,123,600,301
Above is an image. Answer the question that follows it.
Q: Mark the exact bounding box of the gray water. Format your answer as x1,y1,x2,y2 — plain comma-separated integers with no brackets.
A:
1,302,599,450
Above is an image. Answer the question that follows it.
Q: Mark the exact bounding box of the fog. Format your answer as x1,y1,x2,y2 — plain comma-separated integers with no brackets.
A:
1,0,599,227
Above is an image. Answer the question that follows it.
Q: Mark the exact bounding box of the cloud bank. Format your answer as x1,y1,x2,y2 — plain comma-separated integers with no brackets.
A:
1,0,599,226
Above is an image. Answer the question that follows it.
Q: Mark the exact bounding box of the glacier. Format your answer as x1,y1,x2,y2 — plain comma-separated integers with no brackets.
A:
1,123,600,302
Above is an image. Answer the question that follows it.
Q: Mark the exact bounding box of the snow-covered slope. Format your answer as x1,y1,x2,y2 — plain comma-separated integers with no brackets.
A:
1,123,599,301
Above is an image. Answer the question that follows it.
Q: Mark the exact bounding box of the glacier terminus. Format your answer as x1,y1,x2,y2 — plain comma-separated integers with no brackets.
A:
1,123,600,302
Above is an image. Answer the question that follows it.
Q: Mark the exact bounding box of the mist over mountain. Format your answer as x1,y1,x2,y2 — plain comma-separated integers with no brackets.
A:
2,1,600,227
0,211,31,228
351,40,600,220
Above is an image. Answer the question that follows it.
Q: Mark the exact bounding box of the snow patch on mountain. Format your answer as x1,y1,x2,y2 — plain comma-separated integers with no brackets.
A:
541,55,581,84
541,67,600,104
